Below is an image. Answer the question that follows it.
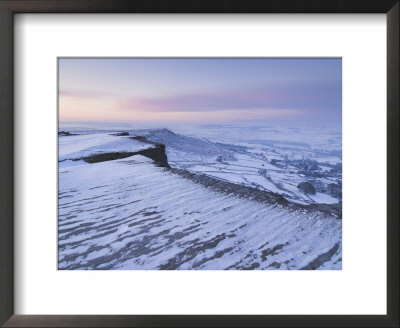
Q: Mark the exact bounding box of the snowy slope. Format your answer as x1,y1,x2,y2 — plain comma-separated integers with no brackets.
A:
59,133,154,162
58,153,342,270
134,127,342,205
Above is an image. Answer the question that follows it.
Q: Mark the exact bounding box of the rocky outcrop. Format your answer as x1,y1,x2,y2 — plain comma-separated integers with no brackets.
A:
78,144,170,168
171,168,289,207
73,133,170,168
59,131,79,136
136,144,169,168
79,152,136,163
109,132,130,136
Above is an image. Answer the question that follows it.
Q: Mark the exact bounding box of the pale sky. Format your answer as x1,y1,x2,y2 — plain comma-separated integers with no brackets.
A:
58,58,342,124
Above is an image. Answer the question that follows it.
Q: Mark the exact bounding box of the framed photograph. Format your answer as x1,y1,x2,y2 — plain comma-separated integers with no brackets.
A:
57,56,343,272
0,0,398,327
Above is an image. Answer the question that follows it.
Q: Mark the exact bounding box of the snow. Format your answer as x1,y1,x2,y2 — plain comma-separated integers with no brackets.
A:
59,133,154,161
308,192,339,204
58,127,342,270
58,154,342,270
138,125,342,205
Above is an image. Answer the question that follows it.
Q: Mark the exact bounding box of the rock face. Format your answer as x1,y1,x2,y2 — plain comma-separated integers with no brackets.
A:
81,152,136,163
137,144,169,168
297,182,316,195
79,144,170,168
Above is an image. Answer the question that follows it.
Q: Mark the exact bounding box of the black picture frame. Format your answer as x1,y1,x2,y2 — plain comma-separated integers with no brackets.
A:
0,1,398,327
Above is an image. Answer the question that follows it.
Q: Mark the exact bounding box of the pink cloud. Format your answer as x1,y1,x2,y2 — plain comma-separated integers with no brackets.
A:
59,89,113,99
120,88,300,113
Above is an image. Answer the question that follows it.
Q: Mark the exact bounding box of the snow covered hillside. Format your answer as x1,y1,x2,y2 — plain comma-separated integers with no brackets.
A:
58,129,342,270
134,125,342,206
